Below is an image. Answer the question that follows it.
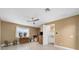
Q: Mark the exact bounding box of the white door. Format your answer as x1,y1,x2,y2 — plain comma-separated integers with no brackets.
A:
43,24,55,45
43,25,49,45
48,24,55,44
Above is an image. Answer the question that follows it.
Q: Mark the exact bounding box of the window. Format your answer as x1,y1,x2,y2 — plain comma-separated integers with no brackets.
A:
16,26,29,38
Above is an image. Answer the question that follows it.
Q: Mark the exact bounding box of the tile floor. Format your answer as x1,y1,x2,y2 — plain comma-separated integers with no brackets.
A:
1,42,66,50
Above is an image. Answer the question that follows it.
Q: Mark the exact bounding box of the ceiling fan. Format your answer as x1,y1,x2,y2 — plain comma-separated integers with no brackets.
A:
26,8,50,24
45,8,51,12
26,17,40,24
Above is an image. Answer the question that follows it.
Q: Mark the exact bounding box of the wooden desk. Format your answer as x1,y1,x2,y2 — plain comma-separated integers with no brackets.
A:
19,37,29,44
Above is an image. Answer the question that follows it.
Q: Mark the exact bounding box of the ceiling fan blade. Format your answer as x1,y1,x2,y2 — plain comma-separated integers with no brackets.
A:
26,18,40,24
33,19,40,21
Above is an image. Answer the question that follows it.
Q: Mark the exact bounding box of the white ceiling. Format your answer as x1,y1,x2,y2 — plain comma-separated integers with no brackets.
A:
0,8,79,27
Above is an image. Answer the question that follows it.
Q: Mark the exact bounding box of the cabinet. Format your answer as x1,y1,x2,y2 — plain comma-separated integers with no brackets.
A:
38,35,43,44
19,37,29,44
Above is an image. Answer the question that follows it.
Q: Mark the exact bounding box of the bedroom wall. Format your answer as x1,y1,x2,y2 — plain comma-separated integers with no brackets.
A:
46,15,79,49
54,17,76,49
1,21,16,43
1,21,40,43
0,20,1,44
76,16,79,49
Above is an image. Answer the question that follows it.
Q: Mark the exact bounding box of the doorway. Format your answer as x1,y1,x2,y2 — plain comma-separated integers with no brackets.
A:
43,24,55,45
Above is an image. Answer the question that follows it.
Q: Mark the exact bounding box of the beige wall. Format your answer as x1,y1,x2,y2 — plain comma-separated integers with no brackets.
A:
76,17,79,49
47,15,79,49
1,21,40,43
1,21,16,43
54,17,76,49
40,25,43,32
30,27,40,37
0,20,1,44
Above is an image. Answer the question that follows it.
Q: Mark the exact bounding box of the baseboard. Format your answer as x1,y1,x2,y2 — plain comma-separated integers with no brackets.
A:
55,45,75,50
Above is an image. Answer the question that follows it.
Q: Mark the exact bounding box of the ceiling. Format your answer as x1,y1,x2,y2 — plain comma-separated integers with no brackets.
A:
0,8,79,27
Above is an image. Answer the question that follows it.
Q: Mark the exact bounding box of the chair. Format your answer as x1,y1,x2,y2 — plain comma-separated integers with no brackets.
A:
13,40,17,45
4,40,9,47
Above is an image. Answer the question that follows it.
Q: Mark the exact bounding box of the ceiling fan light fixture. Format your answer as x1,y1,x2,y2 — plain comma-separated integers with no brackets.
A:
45,8,50,12
33,22,35,24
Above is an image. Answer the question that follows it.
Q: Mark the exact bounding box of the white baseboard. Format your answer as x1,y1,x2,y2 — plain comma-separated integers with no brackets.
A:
55,45,75,50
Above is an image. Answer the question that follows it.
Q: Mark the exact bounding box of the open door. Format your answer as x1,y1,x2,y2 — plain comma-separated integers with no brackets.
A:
43,25,49,45
43,24,55,45
48,24,55,44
